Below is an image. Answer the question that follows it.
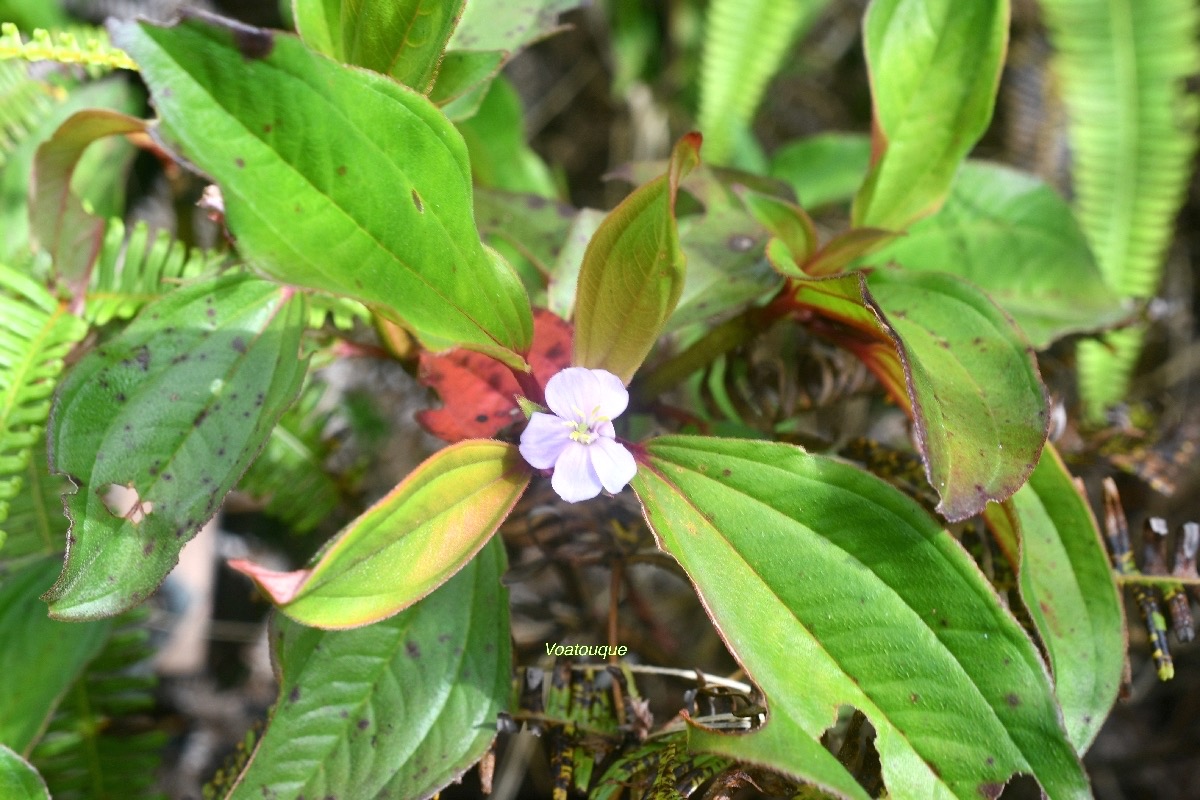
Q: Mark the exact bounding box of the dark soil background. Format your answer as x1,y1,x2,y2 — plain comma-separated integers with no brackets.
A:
51,0,1200,798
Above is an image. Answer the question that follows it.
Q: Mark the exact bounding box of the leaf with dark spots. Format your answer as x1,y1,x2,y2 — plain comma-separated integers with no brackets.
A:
789,268,1048,521
228,541,510,800
112,14,532,369
43,274,307,620
417,309,571,443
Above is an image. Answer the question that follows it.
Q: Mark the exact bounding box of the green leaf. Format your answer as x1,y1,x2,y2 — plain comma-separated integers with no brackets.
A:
633,436,1090,799
737,188,816,270
864,161,1128,348
0,557,110,755
769,132,872,209
983,444,1124,753
697,0,831,166
447,0,580,53
573,133,701,383
293,0,465,91
668,203,781,332
457,75,558,198
0,745,49,800
231,440,529,629
29,109,145,299
789,270,1049,521
28,606,163,800
852,0,1008,230
43,274,307,620
228,538,510,800
111,15,532,370
237,377,342,534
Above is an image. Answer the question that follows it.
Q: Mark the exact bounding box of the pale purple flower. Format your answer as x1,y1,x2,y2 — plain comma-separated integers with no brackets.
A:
519,367,637,503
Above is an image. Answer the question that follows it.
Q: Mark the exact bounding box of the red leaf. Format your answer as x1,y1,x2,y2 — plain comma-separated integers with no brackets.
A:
418,309,572,442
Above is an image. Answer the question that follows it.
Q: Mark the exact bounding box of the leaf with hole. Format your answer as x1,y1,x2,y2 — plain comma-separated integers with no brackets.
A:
43,273,307,619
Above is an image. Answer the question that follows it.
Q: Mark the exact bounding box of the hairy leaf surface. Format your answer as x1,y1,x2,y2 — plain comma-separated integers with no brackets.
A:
112,14,532,369
229,539,510,800
231,441,529,629
634,436,1089,799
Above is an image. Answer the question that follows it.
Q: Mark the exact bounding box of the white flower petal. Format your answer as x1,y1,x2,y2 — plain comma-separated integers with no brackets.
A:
591,369,629,420
551,441,603,502
595,420,616,439
519,412,572,469
543,367,601,421
588,436,637,494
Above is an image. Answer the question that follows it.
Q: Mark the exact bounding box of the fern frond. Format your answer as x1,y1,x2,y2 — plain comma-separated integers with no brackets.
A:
0,60,62,169
0,263,87,540
0,439,70,562
29,606,165,800
0,23,138,74
85,219,225,325
697,0,831,166
238,377,344,533
1039,0,1200,418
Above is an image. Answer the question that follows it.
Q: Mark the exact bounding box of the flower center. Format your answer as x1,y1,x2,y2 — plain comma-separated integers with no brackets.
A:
568,420,595,444
565,404,608,445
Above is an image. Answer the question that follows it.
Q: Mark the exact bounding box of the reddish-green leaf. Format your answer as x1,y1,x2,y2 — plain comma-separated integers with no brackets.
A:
227,539,510,800
44,274,307,619
293,0,465,91
853,0,1008,230
789,269,1048,520
111,14,532,370
573,133,701,382
984,444,1124,753
230,440,529,629
417,309,571,442
29,109,145,300
634,436,1090,799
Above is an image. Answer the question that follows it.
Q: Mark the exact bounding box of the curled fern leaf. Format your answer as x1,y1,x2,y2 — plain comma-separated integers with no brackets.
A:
85,218,224,325
697,0,831,166
0,23,138,74
1039,0,1200,418
0,263,87,540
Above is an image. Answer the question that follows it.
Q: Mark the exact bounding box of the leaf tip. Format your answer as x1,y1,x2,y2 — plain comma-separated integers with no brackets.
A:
228,558,310,605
